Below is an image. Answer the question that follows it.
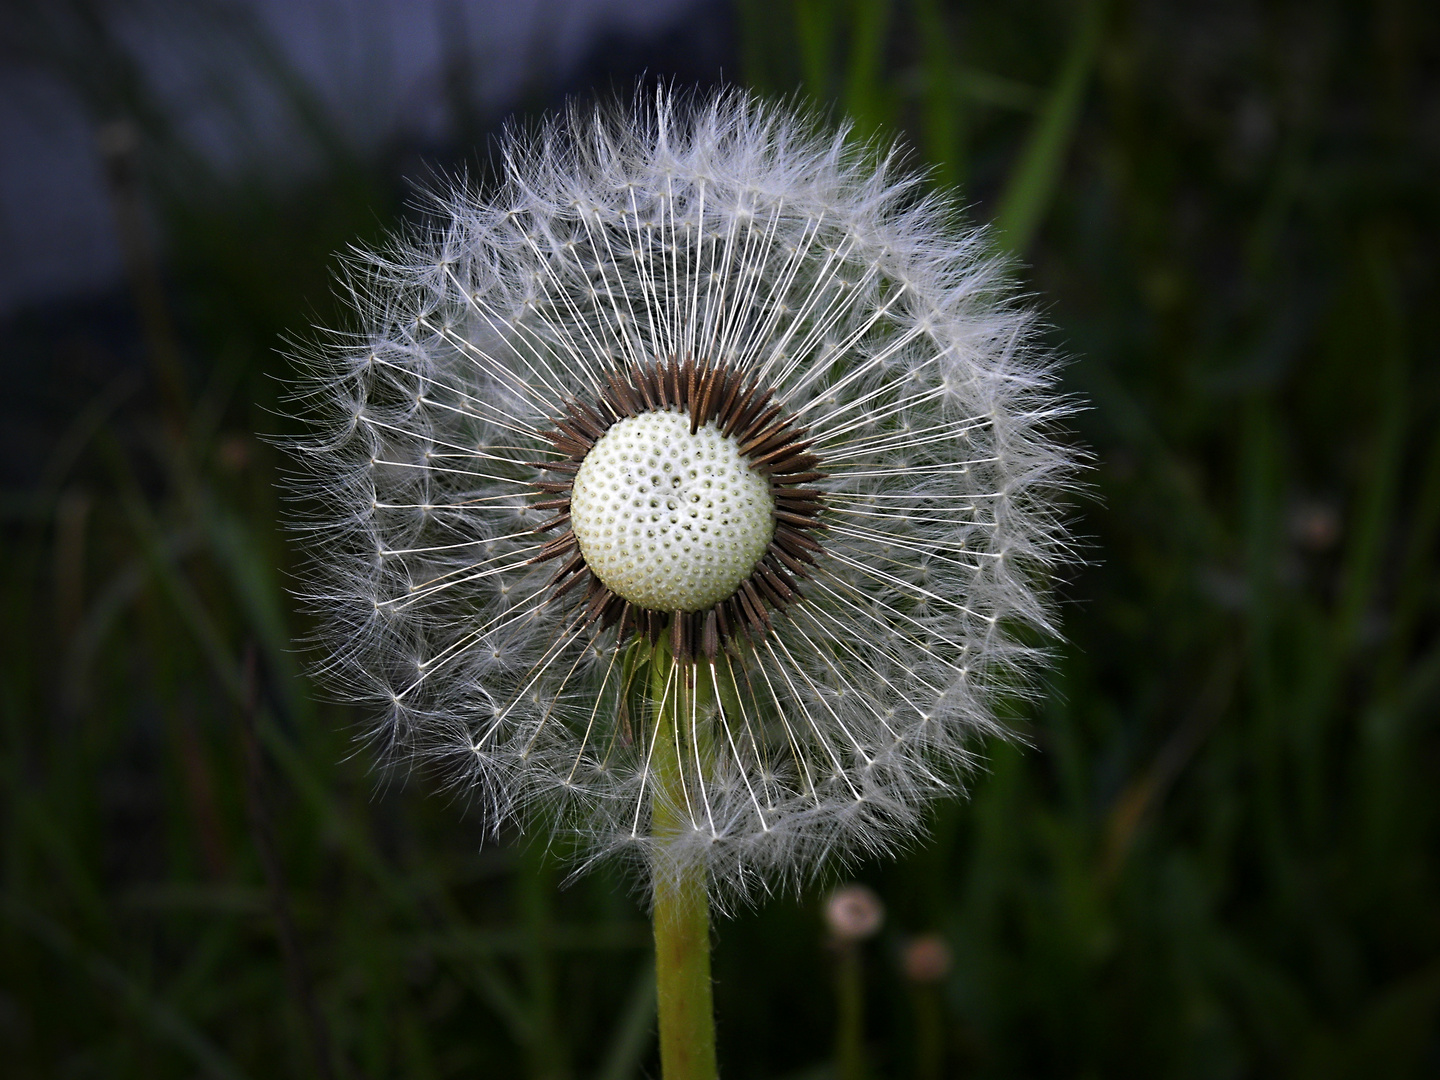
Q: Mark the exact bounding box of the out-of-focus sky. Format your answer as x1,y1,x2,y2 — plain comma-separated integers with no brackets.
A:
0,0,714,316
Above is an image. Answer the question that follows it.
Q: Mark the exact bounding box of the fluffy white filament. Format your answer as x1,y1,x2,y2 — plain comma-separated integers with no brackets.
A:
287,87,1076,906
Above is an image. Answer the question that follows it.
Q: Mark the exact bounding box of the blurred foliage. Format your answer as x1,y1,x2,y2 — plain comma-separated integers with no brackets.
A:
3,0,1439,1078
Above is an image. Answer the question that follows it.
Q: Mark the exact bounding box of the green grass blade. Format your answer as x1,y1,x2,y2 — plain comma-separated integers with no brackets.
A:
794,0,839,98
593,961,658,1080
841,0,893,138
912,0,962,191
1,897,252,1080
991,0,1105,253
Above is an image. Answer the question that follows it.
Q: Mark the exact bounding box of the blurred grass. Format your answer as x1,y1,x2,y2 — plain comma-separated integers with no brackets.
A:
3,0,1439,1077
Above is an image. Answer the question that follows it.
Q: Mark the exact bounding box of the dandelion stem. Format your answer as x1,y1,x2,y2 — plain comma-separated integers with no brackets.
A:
653,867,717,1080
911,982,943,1080
835,941,866,1080
648,641,719,1080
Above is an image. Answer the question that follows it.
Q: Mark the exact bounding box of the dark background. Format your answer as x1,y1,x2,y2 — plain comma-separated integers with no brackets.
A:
2,1,1437,1077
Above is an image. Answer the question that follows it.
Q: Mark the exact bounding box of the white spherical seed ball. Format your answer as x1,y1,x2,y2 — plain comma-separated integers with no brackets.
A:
291,89,1079,910
570,410,775,612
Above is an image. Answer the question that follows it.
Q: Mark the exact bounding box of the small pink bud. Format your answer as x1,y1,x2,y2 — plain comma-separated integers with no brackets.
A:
825,884,884,943
901,934,952,983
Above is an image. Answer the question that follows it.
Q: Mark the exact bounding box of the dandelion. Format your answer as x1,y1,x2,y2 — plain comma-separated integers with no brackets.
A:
826,883,886,945
900,933,953,984
825,883,886,1080
900,933,955,1080
287,87,1074,1078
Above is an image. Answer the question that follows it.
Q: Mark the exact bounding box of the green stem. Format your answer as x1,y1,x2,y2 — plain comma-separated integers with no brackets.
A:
836,942,865,1080
653,861,716,1080
648,642,719,1080
912,983,942,1080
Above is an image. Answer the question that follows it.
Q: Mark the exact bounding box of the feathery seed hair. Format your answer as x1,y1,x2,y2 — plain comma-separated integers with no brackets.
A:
288,88,1075,906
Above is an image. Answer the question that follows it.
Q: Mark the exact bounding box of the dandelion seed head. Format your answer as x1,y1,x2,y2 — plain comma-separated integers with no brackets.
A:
284,86,1078,909
825,884,884,943
901,934,953,983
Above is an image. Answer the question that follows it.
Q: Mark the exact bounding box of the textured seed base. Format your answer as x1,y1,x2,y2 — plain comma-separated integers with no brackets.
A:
570,410,775,612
